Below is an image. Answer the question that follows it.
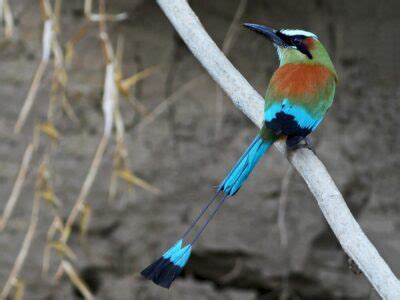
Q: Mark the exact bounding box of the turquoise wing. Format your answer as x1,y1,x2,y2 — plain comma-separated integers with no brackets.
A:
264,99,323,134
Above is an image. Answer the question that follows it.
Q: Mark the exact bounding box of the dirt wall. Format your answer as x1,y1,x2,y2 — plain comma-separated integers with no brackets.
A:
1,1,400,299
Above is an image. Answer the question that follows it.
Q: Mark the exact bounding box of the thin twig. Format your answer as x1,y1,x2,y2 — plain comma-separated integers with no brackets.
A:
55,0,116,280
219,258,243,284
54,135,109,282
132,74,207,134
3,0,14,39
60,0,115,227
42,216,64,276
60,135,109,242
278,165,293,248
0,193,40,300
50,4,79,125
84,0,92,18
12,278,24,300
89,12,128,22
118,65,159,97
277,165,294,300
0,129,39,230
61,260,95,300
0,144,35,230
215,0,248,139
14,8,53,133
102,62,116,137
0,0,3,25
65,22,92,66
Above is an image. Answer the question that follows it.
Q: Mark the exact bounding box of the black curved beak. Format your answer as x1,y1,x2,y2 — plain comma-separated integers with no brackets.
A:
243,23,285,47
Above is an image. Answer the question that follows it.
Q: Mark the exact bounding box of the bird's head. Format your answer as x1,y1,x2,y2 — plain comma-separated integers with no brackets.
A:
243,23,336,75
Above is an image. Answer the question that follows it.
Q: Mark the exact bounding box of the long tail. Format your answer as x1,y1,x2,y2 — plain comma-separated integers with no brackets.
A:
218,129,275,196
141,127,276,288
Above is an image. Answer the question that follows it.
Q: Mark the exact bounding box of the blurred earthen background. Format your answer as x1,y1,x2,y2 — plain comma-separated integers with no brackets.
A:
1,0,400,299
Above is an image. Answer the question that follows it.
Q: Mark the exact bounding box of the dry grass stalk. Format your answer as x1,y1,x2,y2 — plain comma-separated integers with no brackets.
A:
0,129,40,231
109,42,160,199
60,134,109,244
0,161,44,300
66,0,126,64
38,122,60,142
108,97,125,201
61,260,95,300
0,0,3,24
117,65,159,96
14,53,49,133
49,241,77,261
42,216,64,276
54,0,62,20
49,3,80,125
0,144,35,231
60,93,80,123
79,203,91,240
84,0,92,18
99,0,116,137
65,23,92,66
6,1,155,294
110,135,160,201
55,2,117,279
116,169,159,194
14,0,53,133
102,62,116,137
114,37,150,115
12,278,25,300
89,12,128,22
2,0,14,39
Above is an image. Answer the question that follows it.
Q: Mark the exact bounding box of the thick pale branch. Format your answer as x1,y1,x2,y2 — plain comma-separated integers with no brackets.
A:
156,0,400,298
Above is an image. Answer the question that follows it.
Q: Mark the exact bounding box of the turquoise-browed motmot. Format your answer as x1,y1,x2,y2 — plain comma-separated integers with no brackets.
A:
141,24,337,288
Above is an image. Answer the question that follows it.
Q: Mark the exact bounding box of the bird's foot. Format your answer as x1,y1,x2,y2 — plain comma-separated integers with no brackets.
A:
288,137,316,155
348,258,362,275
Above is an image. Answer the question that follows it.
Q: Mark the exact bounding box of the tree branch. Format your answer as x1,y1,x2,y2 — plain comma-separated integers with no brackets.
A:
156,0,400,298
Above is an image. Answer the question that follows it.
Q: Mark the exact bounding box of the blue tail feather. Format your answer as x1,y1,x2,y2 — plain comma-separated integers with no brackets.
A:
219,134,273,196
141,133,274,288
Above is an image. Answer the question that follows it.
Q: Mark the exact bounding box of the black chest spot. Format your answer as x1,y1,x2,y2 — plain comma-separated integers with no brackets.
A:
266,111,311,137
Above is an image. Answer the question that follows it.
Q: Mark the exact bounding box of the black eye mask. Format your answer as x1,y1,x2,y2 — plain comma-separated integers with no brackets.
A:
296,43,313,59
276,31,313,59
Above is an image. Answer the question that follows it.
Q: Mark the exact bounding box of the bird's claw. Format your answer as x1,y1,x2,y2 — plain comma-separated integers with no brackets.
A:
288,137,316,155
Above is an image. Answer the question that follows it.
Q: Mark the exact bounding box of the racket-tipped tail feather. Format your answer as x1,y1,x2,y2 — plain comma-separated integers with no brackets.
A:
140,240,192,289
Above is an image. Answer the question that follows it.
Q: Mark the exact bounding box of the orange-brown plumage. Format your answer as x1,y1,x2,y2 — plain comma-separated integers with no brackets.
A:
269,63,332,100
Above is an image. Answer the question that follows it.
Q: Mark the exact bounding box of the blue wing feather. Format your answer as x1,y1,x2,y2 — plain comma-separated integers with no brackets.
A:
265,99,322,132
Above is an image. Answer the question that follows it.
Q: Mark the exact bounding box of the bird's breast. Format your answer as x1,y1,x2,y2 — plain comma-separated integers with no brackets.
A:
269,63,334,100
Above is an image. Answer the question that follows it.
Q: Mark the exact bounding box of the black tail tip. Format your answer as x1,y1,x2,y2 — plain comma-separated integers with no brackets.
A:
140,257,164,280
140,257,184,289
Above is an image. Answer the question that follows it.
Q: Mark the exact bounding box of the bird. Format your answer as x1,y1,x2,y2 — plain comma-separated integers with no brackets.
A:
141,23,338,288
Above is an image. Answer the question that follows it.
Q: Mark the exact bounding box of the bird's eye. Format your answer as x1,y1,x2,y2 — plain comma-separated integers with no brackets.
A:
292,37,302,46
